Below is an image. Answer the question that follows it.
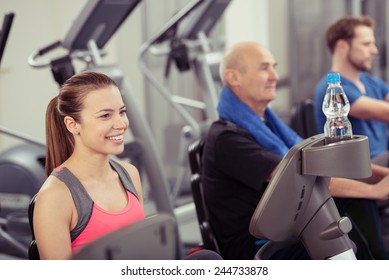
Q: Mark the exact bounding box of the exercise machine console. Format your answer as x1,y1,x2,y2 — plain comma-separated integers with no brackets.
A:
250,134,371,259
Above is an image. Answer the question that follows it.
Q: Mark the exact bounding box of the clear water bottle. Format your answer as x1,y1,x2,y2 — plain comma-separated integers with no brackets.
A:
322,72,352,144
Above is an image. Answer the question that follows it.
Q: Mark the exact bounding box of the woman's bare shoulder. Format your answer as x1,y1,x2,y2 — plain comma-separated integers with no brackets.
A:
115,160,140,178
36,175,71,205
114,160,143,203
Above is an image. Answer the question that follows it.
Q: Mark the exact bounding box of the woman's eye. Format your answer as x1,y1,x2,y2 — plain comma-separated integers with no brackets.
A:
101,113,111,119
120,109,127,116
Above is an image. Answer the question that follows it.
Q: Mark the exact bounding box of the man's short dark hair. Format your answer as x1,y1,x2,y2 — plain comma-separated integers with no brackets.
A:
326,15,375,54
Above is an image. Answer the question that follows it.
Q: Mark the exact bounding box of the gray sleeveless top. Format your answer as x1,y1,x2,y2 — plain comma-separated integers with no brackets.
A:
51,159,138,241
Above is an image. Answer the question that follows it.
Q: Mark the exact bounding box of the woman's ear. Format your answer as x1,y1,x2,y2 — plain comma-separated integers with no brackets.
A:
64,116,79,135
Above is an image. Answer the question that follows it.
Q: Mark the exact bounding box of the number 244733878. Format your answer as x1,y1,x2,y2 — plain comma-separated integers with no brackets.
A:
214,266,269,276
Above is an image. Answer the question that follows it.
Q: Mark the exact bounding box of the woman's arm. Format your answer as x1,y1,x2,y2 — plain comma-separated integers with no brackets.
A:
33,176,75,259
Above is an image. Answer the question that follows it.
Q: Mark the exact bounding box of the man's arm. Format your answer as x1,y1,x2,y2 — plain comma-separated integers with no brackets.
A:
362,163,389,184
329,175,389,200
350,96,389,123
268,162,389,200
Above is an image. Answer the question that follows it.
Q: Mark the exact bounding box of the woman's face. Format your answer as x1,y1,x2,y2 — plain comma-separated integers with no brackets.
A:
76,85,129,156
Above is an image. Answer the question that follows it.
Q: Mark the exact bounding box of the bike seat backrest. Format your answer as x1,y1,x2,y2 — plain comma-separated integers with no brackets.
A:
28,193,40,260
188,139,220,254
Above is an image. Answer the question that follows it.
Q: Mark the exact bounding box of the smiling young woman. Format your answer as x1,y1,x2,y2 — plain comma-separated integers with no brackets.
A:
33,71,144,259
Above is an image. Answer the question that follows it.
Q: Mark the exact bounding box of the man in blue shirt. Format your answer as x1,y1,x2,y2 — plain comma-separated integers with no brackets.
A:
314,15,389,158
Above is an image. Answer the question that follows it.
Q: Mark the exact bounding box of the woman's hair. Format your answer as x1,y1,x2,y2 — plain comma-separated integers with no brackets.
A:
45,71,118,175
326,15,375,54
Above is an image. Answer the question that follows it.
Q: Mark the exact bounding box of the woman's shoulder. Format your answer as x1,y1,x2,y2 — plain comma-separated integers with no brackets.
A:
37,174,71,202
111,159,143,202
33,174,74,227
111,159,140,178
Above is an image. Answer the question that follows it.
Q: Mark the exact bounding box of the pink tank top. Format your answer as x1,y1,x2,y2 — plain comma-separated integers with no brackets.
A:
71,191,144,253
51,160,145,255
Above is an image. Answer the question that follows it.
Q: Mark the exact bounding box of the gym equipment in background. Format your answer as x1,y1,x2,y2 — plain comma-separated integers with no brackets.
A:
0,12,41,259
138,0,232,200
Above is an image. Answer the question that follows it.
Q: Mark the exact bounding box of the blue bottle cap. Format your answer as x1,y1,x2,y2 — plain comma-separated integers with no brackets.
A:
327,72,341,83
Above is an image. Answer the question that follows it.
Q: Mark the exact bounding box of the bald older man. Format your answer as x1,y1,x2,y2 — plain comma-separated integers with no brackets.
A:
201,41,389,260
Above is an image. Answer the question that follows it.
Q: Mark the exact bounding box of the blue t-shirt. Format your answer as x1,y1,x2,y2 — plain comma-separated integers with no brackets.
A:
314,72,389,158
